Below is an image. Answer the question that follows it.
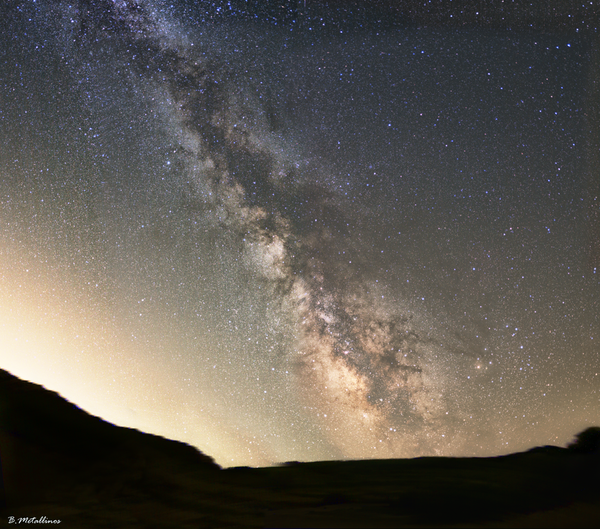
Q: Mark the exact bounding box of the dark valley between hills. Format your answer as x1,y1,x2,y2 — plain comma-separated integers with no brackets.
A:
0,368,599,528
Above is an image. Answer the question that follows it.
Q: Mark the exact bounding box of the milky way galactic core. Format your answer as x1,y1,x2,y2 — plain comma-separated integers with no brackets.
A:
1,1,599,466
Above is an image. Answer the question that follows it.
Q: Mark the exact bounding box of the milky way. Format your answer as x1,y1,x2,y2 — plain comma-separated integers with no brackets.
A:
1,1,599,466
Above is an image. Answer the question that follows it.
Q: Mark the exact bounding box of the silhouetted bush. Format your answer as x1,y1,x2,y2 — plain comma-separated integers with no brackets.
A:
567,427,600,454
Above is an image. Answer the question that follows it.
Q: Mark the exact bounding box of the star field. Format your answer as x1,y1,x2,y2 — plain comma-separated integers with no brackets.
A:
0,1,599,467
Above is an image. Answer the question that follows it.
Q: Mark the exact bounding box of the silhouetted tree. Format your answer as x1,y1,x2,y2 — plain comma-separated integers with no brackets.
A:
567,427,600,454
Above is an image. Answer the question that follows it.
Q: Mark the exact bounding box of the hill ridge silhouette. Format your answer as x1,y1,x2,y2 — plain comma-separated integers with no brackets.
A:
1,367,599,528
0,368,218,468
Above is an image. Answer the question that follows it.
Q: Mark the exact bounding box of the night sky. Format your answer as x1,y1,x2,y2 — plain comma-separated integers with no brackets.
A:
1,1,599,467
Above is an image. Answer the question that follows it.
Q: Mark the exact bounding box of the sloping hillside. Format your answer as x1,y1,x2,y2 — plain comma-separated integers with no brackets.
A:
1,368,599,528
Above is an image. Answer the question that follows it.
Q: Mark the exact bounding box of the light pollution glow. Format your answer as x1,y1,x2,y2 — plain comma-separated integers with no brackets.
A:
1,1,599,467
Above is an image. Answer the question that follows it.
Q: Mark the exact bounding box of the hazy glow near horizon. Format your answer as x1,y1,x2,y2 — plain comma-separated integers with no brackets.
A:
1,1,598,467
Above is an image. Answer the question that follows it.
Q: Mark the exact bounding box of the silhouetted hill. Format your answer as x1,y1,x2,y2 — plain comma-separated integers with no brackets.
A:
0,369,217,467
1,368,599,528
0,369,222,526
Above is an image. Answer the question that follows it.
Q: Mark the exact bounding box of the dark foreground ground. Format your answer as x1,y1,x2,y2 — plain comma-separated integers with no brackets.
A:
1,368,599,528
